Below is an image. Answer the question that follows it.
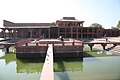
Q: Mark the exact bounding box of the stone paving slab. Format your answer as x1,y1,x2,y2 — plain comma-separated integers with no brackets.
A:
40,44,54,80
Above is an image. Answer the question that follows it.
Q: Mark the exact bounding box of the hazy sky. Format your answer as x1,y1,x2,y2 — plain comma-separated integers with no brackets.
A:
0,0,120,29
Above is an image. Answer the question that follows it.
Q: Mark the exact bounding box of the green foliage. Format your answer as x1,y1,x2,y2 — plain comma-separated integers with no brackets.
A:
117,20,120,28
89,23,102,28
111,26,118,29
50,22,56,26
2,46,16,54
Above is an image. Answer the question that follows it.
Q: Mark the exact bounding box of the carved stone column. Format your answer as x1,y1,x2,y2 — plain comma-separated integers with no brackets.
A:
48,29,50,39
76,27,78,39
2,29,6,38
88,43,94,51
101,43,107,50
71,27,73,38
8,29,12,38
13,29,16,38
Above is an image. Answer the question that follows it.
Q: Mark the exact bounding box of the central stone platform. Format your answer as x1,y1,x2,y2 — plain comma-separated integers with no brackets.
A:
15,38,83,59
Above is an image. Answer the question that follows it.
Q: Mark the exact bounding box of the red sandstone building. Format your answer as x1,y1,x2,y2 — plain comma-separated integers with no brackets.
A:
1,17,120,39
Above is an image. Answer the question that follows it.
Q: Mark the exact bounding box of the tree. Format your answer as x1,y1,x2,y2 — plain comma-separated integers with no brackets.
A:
89,23,102,28
117,20,120,28
111,26,117,29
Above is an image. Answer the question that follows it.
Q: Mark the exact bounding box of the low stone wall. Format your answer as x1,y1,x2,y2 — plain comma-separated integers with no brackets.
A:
16,46,83,58
16,52,83,59
16,53,46,59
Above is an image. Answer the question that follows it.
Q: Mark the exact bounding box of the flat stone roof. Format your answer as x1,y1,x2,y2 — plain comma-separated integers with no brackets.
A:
39,39,60,42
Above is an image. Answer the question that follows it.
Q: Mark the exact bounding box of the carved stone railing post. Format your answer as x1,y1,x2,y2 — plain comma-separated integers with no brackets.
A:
62,42,64,46
25,43,28,46
36,43,38,46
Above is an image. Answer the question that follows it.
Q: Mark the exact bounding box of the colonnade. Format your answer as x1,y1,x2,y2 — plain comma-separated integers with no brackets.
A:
1,28,18,39
1,28,50,39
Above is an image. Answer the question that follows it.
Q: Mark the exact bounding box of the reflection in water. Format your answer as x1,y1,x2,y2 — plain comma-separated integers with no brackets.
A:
54,58,83,72
17,58,83,74
16,58,83,80
0,49,120,80
0,53,16,64
0,51,83,74
54,58,83,80
16,59,44,74
56,61,69,80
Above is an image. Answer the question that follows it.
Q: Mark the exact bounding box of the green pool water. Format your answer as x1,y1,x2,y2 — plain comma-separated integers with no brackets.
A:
0,47,120,80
